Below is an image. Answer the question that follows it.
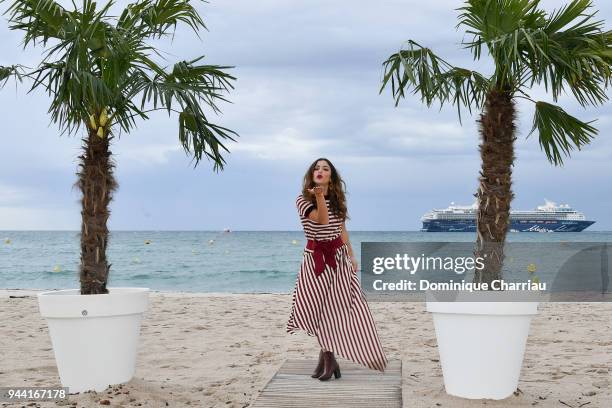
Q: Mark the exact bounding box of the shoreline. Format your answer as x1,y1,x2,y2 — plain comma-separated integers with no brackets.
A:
0,288,294,297
2,290,611,407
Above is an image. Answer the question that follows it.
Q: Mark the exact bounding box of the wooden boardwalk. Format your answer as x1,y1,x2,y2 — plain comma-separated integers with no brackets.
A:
252,359,402,408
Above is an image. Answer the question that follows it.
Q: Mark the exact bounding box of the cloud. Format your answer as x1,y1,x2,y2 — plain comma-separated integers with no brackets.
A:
0,206,76,230
0,183,34,205
363,113,474,155
114,143,182,165
231,127,334,160
0,183,77,230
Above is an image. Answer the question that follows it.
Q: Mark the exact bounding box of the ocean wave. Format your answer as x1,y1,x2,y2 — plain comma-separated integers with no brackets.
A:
234,269,292,279
128,274,153,280
43,270,73,275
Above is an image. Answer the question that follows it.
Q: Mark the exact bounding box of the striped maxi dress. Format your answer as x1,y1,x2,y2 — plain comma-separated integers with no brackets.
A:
286,194,388,372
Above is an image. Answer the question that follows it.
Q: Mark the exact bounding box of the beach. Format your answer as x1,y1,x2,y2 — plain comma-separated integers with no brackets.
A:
1,289,611,408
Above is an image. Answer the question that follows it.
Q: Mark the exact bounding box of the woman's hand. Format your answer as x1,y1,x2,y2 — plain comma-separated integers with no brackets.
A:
307,186,325,197
305,186,329,224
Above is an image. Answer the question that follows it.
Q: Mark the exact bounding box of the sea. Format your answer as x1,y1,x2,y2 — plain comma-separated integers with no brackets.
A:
1,231,611,293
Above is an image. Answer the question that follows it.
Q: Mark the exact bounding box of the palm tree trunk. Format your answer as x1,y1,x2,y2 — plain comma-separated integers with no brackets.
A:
77,128,117,295
473,88,516,286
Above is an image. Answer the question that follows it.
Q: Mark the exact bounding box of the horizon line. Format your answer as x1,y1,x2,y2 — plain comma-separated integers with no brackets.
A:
2,229,611,233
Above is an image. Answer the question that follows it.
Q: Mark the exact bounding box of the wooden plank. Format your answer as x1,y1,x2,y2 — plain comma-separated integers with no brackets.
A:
252,359,402,408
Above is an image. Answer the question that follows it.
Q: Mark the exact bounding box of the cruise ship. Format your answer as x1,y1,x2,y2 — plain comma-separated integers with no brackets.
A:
421,200,595,232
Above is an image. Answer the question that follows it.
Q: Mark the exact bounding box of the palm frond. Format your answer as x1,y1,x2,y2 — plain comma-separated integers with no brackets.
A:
0,64,26,85
129,56,237,169
381,40,490,123
545,0,592,33
117,0,206,39
529,101,597,165
2,0,73,45
178,105,236,170
33,61,115,134
478,0,612,105
457,0,546,61
533,1,612,106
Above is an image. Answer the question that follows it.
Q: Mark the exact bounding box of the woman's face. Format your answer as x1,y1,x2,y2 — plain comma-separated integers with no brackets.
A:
313,160,332,186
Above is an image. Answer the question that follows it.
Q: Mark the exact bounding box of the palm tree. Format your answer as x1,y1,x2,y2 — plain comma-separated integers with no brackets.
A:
381,0,612,285
0,0,237,294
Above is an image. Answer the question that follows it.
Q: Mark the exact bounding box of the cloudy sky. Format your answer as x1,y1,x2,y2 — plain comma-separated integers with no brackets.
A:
1,0,611,231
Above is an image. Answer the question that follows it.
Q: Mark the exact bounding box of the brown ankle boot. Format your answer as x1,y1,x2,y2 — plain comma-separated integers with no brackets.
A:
318,351,341,381
311,349,325,378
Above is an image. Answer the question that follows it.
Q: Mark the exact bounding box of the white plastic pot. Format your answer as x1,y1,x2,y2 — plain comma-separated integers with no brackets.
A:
426,293,539,400
37,287,150,393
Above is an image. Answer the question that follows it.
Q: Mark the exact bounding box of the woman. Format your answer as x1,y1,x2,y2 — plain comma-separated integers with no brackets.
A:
287,158,388,381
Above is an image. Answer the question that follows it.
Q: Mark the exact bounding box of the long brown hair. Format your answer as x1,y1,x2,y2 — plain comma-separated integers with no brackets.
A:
301,157,349,221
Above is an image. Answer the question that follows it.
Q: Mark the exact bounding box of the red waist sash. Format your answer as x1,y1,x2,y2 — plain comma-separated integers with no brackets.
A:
306,236,344,277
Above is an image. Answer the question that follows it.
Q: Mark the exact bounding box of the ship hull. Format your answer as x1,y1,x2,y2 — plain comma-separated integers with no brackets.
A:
421,219,595,232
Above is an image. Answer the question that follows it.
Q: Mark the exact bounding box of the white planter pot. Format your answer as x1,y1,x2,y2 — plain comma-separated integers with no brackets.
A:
37,287,150,393
426,293,539,400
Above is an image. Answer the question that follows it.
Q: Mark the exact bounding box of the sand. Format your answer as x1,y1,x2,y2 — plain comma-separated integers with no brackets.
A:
1,289,611,408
